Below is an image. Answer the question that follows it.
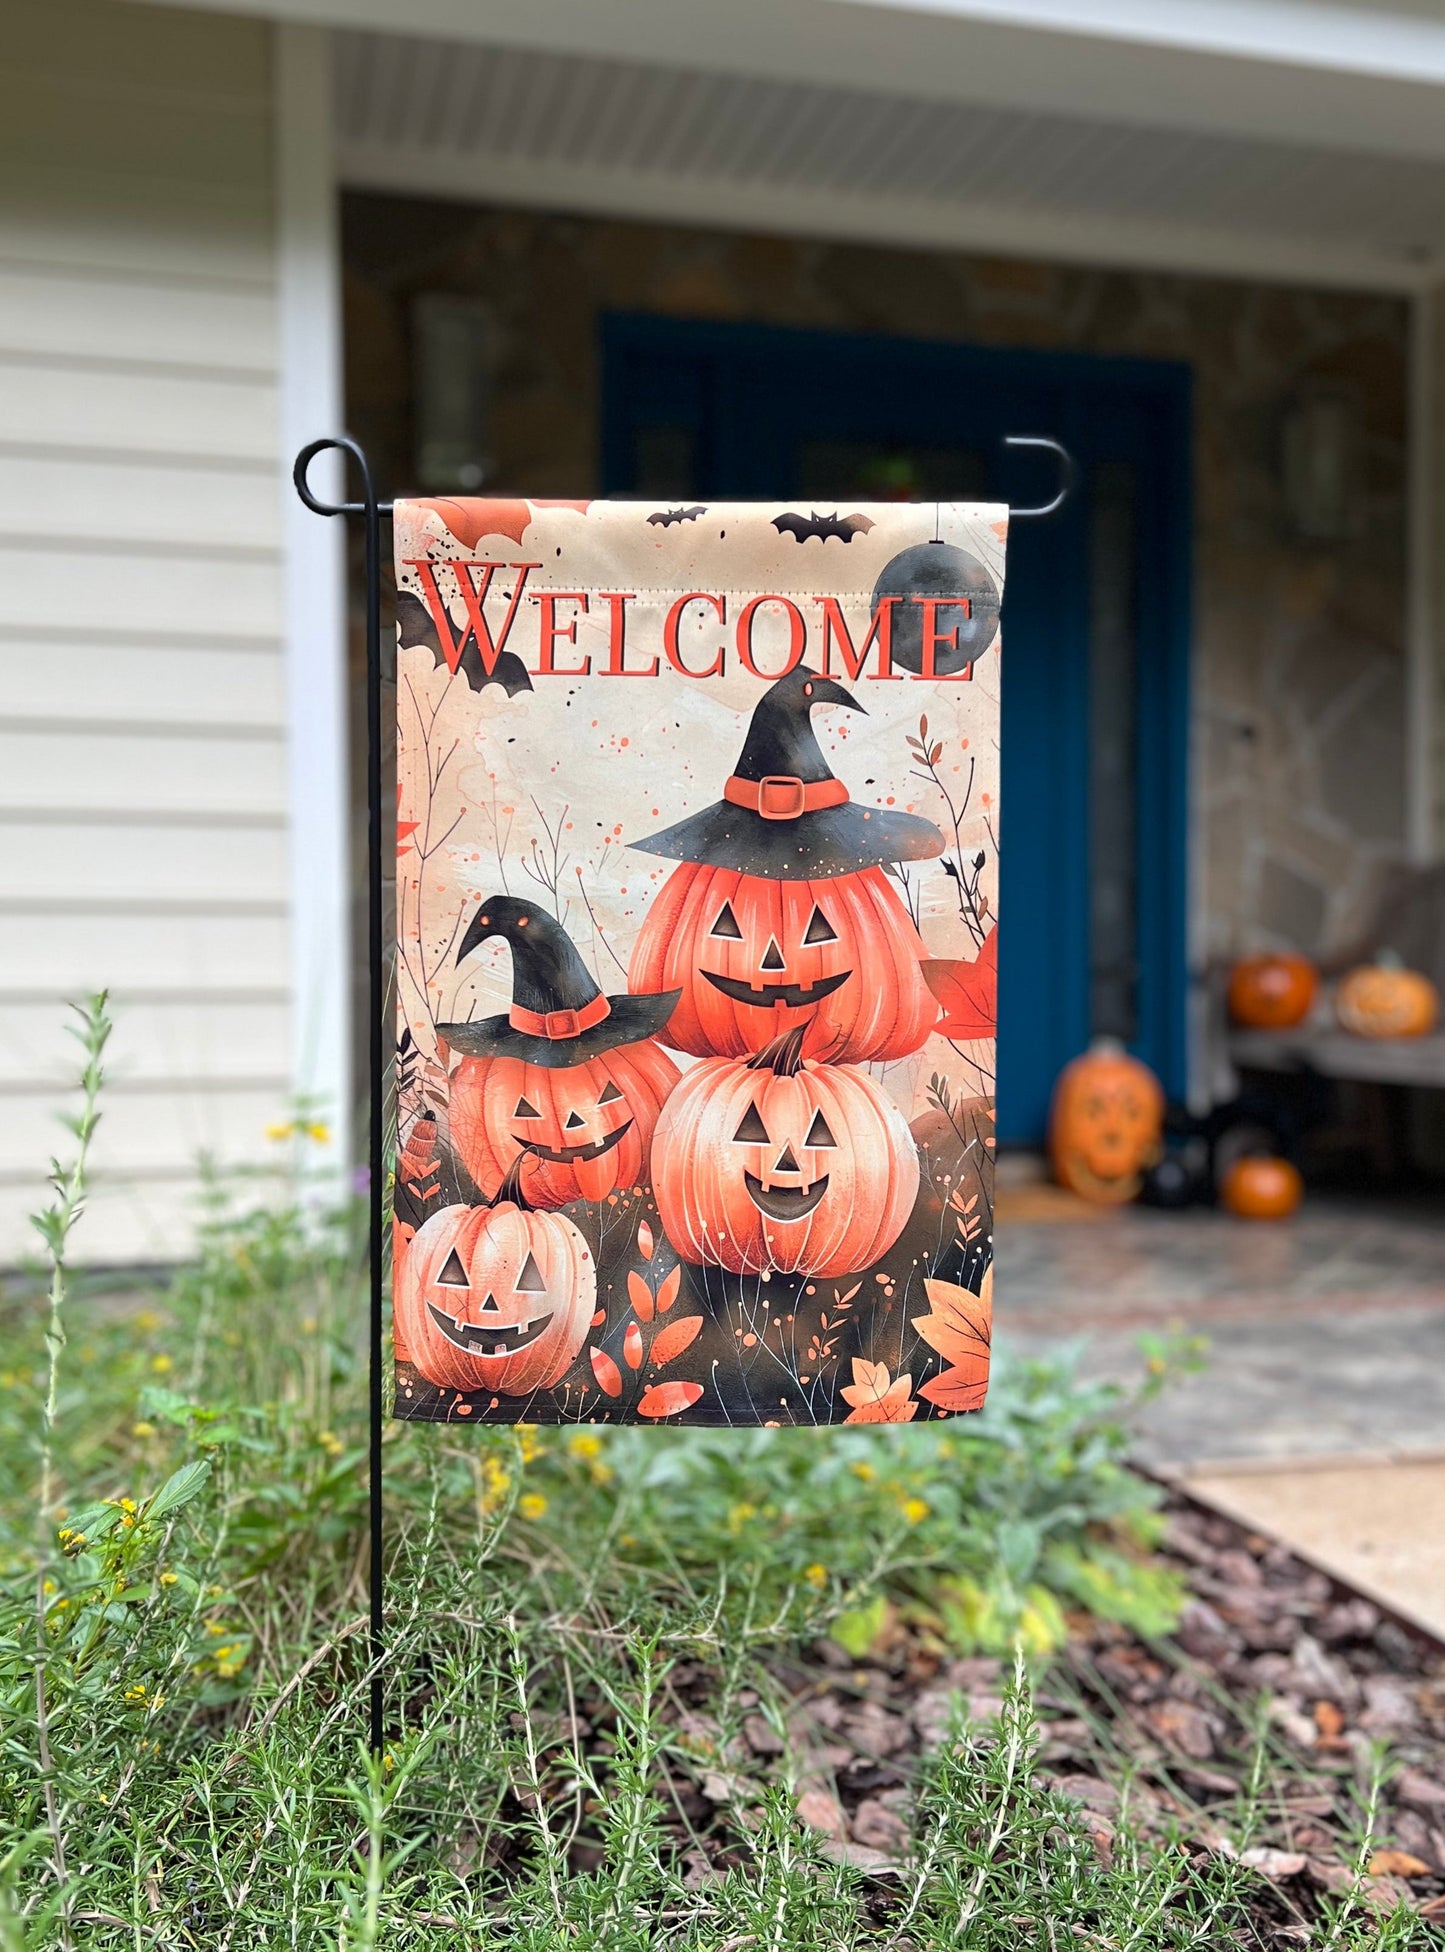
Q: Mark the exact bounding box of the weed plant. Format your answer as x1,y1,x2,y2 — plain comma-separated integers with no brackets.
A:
0,998,1431,1945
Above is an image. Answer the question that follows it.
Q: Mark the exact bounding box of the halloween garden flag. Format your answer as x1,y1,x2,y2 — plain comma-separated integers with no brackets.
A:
393,498,1005,1425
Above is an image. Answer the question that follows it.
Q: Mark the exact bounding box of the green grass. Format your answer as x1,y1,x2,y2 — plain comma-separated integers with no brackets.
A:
0,998,1433,1947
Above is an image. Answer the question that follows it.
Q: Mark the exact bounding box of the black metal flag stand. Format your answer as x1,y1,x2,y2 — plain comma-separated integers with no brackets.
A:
291,431,1074,1758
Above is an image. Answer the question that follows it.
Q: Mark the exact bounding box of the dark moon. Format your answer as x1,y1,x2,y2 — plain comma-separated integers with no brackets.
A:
871,541,1001,677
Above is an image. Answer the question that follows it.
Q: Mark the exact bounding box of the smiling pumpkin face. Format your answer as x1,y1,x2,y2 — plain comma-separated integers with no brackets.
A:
447,1041,681,1208
1048,1042,1164,1205
652,1026,919,1277
395,1197,595,1395
628,863,938,1062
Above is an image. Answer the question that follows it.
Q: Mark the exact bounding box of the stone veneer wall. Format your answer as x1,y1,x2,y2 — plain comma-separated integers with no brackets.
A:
342,193,1410,976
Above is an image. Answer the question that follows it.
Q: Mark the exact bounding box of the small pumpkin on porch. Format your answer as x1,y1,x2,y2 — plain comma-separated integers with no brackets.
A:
629,666,943,1061
1227,952,1318,1030
1048,1039,1164,1206
1335,954,1438,1040
394,1161,596,1395
652,1023,919,1277
1220,1154,1303,1220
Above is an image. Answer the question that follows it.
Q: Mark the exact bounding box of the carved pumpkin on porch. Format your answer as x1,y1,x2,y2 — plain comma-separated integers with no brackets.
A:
628,666,944,1061
652,1023,919,1277
1048,1039,1164,1206
394,1162,596,1395
1335,956,1438,1040
438,897,681,1207
1227,952,1318,1030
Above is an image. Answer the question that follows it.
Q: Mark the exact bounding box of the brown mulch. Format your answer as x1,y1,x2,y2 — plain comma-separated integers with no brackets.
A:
642,1492,1445,1932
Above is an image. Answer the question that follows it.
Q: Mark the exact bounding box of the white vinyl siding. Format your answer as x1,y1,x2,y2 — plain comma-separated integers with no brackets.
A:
0,0,291,1263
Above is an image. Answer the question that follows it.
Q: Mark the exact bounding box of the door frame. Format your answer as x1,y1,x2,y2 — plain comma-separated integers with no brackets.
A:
600,311,1194,1114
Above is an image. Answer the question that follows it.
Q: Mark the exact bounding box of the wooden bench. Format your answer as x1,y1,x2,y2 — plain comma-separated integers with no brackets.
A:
1228,1028,1445,1088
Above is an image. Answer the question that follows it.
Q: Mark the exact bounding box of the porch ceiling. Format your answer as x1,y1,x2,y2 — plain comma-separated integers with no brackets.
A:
335,28,1445,291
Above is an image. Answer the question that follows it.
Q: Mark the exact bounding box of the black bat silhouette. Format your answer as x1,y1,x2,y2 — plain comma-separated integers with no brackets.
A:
647,505,707,527
395,588,533,697
773,510,877,543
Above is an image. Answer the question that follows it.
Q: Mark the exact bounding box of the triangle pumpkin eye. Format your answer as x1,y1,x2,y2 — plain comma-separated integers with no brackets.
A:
805,1109,837,1148
598,1079,624,1104
733,1102,769,1143
437,1247,469,1286
710,901,744,940
803,906,837,944
515,1251,547,1294
513,1094,542,1119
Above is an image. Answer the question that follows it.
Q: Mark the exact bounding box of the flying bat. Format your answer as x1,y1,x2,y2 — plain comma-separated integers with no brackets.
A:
647,505,707,527
773,510,877,543
395,588,533,697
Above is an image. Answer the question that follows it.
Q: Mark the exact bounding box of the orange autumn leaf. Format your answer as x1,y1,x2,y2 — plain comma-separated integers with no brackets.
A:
590,1309,606,1329
656,1265,682,1314
912,1267,993,1369
637,1220,655,1261
840,1358,918,1424
921,930,997,1040
418,497,531,548
1369,1849,1431,1880
589,1347,621,1397
623,1322,644,1370
637,1380,704,1418
649,1314,703,1367
627,1270,654,1322
918,1366,990,1413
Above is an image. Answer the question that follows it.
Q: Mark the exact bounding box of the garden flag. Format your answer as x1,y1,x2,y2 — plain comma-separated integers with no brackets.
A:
393,497,1004,1425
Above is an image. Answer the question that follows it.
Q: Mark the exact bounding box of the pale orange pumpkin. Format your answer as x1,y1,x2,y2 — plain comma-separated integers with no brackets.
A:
628,862,938,1063
1220,1155,1303,1220
1049,1040,1164,1205
394,1164,595,1395
1335,957,1438,1040
652,1024,919,1277
1227,953,1318,1030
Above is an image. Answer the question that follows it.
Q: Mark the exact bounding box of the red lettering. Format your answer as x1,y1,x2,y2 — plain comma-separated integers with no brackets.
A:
404,558,541,677
600,592,655,676
663,593,727,679
736,594,805,680
536,591,591,676
819,596,900,681
913,595,974,681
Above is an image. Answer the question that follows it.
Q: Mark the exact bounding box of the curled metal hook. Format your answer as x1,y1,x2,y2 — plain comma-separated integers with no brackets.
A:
1003,434,1076,520
293,434,392,519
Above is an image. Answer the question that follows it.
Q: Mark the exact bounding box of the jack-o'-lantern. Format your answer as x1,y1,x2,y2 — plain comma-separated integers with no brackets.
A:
629,665,944,1061
394,1162,596,1395
1220,1154,1303,1220
1336,955,1438,1040
438,896,681,1206
1049,1040,1164,1206
1227,953,1318,1030
653,1023,919,1277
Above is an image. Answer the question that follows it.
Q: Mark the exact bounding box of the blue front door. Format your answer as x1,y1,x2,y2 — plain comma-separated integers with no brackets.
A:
601,315,1191,1143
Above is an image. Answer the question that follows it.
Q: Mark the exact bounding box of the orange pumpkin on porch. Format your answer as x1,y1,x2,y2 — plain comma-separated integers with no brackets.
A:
1335,956,1438,1040
652,1024,919,1277
394,1162,595,1395
1049,1040,1164,1205
1227,952,1318,1030
1220,1154,1303,1220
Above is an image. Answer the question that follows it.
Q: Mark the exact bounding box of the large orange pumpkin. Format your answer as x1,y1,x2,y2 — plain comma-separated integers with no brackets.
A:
394,1165,595,1395
446,1041,680,1208
653,1024,919,1277
1220,1155,1303,1220
1227,953,1318,1029
628,863,938,1062
1336,957,1438,1039
1049,1040,1164,1205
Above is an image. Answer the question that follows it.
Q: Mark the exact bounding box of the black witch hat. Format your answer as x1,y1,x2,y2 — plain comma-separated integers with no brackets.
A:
436,896,679,1067
632,665,943,880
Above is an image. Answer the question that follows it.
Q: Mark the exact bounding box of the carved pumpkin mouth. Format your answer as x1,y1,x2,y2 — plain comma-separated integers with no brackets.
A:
520,1117,634,1166
743,1171,829,1221
426,1300,555,1356
702,969,851,1010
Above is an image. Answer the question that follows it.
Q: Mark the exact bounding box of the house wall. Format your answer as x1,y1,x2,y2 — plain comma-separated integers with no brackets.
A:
0,1,293,1262
342,195,1412,1026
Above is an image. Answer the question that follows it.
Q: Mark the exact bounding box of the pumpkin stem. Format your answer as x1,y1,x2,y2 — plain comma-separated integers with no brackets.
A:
490,1153,533,1211
746,1022,809,1077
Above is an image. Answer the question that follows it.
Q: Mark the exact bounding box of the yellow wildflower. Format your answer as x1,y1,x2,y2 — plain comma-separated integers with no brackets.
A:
131,1422,157,1439
566,1432,604,1461
804,1563,828,1591
304,1121,331,1144
318,1430,344,1458
517,1493,548,1521
266,1121,296,1142
726,1501,758,1534
901,1497,930,1526
124,1685,147,1704
850,1461,875,1483
300,1316,318,1335
589,1461,615,1487
134,1310,162,1334
159,1572,178,1586
150,1354,173,1375
204,1621,226,1637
